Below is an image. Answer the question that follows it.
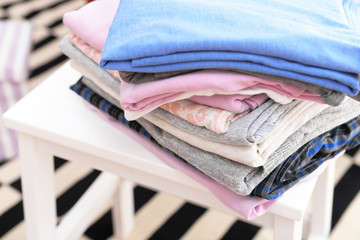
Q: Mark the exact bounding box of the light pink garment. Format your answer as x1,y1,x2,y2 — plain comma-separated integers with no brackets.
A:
83,100,338,220
63,0,118,50
189,93,268,113
120,69,324,114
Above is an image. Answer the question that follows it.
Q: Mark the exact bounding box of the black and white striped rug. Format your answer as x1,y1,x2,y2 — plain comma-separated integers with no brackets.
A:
0,1,359,239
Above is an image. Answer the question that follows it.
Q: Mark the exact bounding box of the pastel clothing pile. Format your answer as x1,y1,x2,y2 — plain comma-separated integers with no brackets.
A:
0,20,32,161
61,0,360,219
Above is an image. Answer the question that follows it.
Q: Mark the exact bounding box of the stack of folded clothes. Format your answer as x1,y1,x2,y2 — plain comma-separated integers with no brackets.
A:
60,0,360,219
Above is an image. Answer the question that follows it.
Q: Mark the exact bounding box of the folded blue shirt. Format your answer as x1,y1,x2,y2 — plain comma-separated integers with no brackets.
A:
100,0,360,95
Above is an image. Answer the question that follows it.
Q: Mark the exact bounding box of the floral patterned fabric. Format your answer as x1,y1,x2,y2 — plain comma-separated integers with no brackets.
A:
162,100,249,134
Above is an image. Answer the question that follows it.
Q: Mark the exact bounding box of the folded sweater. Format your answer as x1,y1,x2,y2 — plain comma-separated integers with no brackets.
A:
101,0,360,95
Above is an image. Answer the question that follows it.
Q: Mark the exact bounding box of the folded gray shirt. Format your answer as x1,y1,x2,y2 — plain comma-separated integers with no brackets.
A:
137,98,360,195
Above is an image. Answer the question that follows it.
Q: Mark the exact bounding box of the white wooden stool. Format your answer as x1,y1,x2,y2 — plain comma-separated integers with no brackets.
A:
3,62,336,240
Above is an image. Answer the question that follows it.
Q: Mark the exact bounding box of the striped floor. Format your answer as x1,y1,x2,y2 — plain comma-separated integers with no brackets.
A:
0,1,360,239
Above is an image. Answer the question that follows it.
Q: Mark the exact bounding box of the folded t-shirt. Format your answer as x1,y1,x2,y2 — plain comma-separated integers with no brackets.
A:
101,0,360,95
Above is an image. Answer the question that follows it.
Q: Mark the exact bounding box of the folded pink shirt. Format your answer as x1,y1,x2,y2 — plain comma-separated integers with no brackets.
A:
189,93,269,113
120,69,324,116
84,100,337,220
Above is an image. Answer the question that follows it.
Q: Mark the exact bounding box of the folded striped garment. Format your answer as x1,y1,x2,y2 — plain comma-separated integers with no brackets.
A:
0,81,27,162
0,20,32,82
0,20,31,162
100,0,360,96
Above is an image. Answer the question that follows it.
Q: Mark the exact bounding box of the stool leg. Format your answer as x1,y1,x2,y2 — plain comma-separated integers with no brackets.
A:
307,160,336,240
112,179,135,238
56,173,119,240
18,133,56,240
274,215,303,240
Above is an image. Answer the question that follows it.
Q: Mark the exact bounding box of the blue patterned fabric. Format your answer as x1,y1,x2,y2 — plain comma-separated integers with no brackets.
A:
100,0,360,95
251,116,360,199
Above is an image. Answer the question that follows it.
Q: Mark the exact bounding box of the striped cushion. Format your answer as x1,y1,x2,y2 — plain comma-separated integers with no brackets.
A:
0,20,32,82
0,20,32,161
0,81,27,161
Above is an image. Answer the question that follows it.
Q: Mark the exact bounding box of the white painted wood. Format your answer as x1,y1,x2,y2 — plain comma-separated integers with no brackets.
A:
56,172,119,240
307,160,336,240
17,133,56,240
274,215,303,240
270,176,317,221
112,179,135,238
34,136,319,231
3,62,338,240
